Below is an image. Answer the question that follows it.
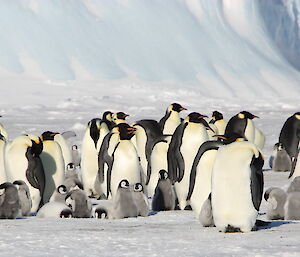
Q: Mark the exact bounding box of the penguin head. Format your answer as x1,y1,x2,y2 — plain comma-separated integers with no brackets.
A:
60,209,73,218
67,163,75,171
113,112,129,121
41,131,59,141
13,180,29,192
0,133,5,142
186,112,208,123
94,208,108,219
102,111,113,122
119,179,130,189
169,103,186,113
214,132,246,144
0,182,19,203
238,111,258,120
133,183,143,193
210,111,223,124
294,112,300,120
114,123,136,140
159,170,168,180
26,134,43,156
57,185,68,195
72,145,78,150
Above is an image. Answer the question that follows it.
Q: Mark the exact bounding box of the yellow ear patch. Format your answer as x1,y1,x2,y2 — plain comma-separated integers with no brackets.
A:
238,113,245,119
295,114,300,120
236,138,244,142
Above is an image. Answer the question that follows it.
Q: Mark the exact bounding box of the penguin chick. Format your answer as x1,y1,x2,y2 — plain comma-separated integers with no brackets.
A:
199,194,214,227
284,191,300,220
13,180,32,216
287,176,300,193
0,182,21,219
93,200,114,219
65,189,92,218
264,187,287,220
132,183,149,217
271,143,291,172
37,201,72,218
71,145,81,167
64,163,83,192
152,170,176,211
49,185,68,203
112,180,138,219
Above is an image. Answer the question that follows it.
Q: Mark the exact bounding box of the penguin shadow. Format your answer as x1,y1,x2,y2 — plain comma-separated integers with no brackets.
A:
42,152,57,198
256,219,295,231
148,211,158,216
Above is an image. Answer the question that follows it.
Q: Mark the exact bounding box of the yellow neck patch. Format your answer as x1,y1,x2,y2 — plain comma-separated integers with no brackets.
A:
238,113,245,119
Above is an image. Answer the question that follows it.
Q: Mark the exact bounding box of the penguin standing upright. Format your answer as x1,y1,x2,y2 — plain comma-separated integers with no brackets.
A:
159,103,186,134
102,111,114,130
132,183,149,217
209,111,227,136
270,143,292,172
211,137,264,232
40,131,65,204
264,187,286,220
5,135,45,212
81,118,109,198
279,112,300,160
107,124,141,198
168,112,211,210
13,180,32,216
224,111,258,143
0,134,7,184
65,189,92,218
71,145,81,167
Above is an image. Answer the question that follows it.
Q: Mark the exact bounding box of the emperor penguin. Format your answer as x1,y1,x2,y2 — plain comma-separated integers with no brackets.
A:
102,111,114,130
224,111,258,143
65,189,92,218
0,182,21,219
211,137,264,232
133,119,163,183
209,111,227,136
71,145,81,167
270,143,292,172
0,133,7,184
146,135,172,198
112,112,129,125
107,124,141,198
40,131,65,204
112,180,138,219
81,118,109,198
5,135,45,213
152,170,176,211
132,183,149,217
254,127,265,150
159,103,187,135
54,131,76,170
37,201,72,218
264,187,286,220
0,119,8,140
13,180,32,216
168,112,211,210
279,112,300,159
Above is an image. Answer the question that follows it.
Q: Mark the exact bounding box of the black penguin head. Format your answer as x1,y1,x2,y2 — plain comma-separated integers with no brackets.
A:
60,209,73,218
88,118,102,148
159,170,168,180
13,180,26,187
115,112,129,120
41,131,59,141
27,136,43,156
119,179,129,189
95,208,108,219
214,132,246,144
72,144,78,150
170,103,186,113
210,111,223,124
57,185,68,195
186,112,208,123
102,111,113,121
133,183,143,192
114,123,136,140
67,163,75,171
238,111,258,120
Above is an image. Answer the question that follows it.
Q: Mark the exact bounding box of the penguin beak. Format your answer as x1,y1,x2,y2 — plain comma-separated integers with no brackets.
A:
213,135,227,140
199,114,208,119
253,115,259,119
127,127,136,134
180,107,187,111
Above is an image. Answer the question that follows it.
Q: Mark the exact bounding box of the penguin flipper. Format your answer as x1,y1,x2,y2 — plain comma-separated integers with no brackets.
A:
250,152,264,211
158,111,170,132
61,131,77,140
289,149,299,178
98,133,113,183
186,141,223,200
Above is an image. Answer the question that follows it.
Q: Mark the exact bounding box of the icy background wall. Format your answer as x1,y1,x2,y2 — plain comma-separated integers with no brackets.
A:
0,0,300,98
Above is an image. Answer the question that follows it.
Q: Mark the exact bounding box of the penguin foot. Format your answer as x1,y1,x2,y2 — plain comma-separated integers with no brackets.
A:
225,225,242,233
184,205,192,211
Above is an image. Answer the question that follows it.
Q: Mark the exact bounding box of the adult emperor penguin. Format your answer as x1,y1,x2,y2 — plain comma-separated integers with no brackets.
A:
0,133,7,184
264,187,286,220
107,124,141,198
112,112,129,125
5,134,45,213
81,118,109,198
159,103,187,134
132,183,149,217
279,112,300,160
133,119,163,183
152,170,176,211
167,112,211,210
209,111,227,136
0,182,21,219
102,111,114,130
112,179,138,219
146,135,172,198
224,111,258,143
40,131,65,204
270,143,291,172
211,137,264,232
13,180,32,216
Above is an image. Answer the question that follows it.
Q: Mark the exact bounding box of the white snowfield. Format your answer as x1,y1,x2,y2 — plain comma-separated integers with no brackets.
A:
1,0,300,256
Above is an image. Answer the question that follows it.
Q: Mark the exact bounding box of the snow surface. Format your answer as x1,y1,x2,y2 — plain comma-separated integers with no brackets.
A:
1,0,300,256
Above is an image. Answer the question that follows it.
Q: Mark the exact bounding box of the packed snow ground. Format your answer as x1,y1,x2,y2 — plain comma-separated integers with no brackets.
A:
0,90,300,257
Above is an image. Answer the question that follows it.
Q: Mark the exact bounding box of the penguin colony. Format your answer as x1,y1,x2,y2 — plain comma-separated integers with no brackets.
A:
0,106,300,233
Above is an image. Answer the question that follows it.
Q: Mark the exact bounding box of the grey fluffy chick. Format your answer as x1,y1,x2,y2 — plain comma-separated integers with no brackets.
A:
264,187,287,220
0,182,21,219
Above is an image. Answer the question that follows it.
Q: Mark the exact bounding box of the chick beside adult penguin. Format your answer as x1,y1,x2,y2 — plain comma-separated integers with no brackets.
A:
65,189,92,218
0,182,21,219
264,187,286,220
132,183,149,217
13,180,32,216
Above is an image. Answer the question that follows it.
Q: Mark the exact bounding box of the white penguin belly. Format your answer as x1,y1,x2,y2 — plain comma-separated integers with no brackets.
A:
212,145,258,232
110,142,141,197
175,124,209,210
245,119,255,143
